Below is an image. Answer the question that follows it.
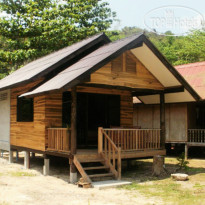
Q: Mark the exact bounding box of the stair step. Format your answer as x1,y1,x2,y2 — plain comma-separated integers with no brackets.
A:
88,173,114,178
84,166,109,171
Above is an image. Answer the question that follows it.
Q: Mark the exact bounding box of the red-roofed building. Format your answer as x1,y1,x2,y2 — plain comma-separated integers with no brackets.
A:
134,61,205,158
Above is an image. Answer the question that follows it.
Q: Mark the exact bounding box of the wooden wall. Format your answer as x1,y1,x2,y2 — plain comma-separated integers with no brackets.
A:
133,103,188,142
45,93,62,148
11,81,63,151
89,51,164,90
10,80,47,151
11,83,133,151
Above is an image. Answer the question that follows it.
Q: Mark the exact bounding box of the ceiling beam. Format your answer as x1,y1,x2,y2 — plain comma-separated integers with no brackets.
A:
132,86,184,97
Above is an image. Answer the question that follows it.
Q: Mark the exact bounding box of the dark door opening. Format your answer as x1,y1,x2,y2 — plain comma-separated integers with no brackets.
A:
62,92,120,149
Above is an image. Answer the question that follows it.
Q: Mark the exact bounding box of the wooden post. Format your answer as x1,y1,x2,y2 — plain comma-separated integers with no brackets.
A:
160,93,165,149
98,127,103,154
118,147,121,180
185,144,188,160
71,87,77,155
70,87,77,183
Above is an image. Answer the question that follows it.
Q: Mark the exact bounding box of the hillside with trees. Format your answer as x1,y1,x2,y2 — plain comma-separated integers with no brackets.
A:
108,26,205,66
0,0,205,79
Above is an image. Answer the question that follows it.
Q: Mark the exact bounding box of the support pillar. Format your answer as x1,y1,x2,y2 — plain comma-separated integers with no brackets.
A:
70,162,77,183
1,150,4,158
185,144,188,160
31,152,35,158
43,156,50,176
160,93,165,149
9,151,13,163
70,87,77,183
16,151,19,162
24,151,30,169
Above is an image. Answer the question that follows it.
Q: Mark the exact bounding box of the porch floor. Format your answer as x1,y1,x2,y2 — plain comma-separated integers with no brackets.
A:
76,149,166,162
46,148,166,161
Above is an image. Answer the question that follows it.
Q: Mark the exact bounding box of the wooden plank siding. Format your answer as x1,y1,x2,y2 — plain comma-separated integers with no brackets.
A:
10,79,47,151
45,93,63,148
11,83,133,151
88,51,164,90
133,103,188,142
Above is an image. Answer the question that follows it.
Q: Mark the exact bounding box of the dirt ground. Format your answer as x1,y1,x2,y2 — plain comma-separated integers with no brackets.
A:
0,152,205,205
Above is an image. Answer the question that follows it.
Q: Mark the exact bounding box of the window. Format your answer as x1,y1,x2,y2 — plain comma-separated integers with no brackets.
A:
17,97,33,122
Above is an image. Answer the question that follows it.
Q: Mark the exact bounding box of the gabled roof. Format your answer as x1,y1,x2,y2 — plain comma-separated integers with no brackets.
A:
21,34,200,104
176,61,205,100
0,33,110,91
21,33,145,97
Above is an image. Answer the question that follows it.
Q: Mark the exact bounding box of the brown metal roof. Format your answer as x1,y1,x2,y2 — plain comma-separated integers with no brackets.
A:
0,33,110,91
176,61,205,99
21,33,144,97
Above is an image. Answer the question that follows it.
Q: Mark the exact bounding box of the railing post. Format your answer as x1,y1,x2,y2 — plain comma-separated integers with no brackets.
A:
117,147,121,180
98,127,103,154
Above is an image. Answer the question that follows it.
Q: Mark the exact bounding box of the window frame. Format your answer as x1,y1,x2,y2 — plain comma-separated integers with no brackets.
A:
17,96,34,122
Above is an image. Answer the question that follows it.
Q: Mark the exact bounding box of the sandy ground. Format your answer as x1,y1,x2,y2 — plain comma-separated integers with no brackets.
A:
0,153,162,205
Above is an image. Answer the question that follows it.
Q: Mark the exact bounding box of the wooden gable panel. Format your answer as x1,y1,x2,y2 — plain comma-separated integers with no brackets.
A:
111,55,123,73
126,53,136,73
89,51,164,90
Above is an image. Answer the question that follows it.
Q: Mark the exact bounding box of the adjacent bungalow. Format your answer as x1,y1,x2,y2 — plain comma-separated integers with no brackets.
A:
0,33,200,184
133,61,205,158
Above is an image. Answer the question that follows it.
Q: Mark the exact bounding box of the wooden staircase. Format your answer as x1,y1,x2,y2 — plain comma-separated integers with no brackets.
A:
73,128,122,183
73,155,115,183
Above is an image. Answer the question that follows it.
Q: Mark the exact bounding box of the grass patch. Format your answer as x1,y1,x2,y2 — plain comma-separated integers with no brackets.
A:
185,167,205,173
9,171,36,177
122,178,205,205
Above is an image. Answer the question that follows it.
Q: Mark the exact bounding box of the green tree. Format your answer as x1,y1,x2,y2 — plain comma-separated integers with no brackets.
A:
108,26,205,66
0,0,115,78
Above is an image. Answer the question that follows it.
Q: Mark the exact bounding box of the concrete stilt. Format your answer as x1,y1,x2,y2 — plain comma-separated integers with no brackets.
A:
70,172,77,183
185,144,188,160
24,151,30,169
43,158,50,176
1,150,3,158
16,151,19,162
70,163,77,183
9,151,13,163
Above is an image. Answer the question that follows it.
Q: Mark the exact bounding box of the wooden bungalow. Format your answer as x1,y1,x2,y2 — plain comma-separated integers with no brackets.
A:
133,61,205,158
0,33,199,184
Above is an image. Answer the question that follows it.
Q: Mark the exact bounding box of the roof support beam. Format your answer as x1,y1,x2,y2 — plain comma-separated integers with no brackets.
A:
132,86,184,97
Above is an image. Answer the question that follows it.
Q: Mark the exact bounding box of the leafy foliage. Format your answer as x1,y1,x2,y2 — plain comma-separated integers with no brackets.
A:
108,27,205,66
176,152,189,170
0,0,115,78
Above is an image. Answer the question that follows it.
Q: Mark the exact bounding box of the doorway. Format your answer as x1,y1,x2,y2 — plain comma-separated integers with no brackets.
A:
62,92,120,148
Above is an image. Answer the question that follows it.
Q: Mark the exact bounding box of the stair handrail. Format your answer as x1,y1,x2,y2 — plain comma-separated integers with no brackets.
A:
98,127,121,180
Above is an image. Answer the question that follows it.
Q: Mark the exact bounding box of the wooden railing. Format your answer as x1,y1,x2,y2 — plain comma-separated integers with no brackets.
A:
47,128,71,152
188,129,205,143
98,127,121,180
102,128,161,151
